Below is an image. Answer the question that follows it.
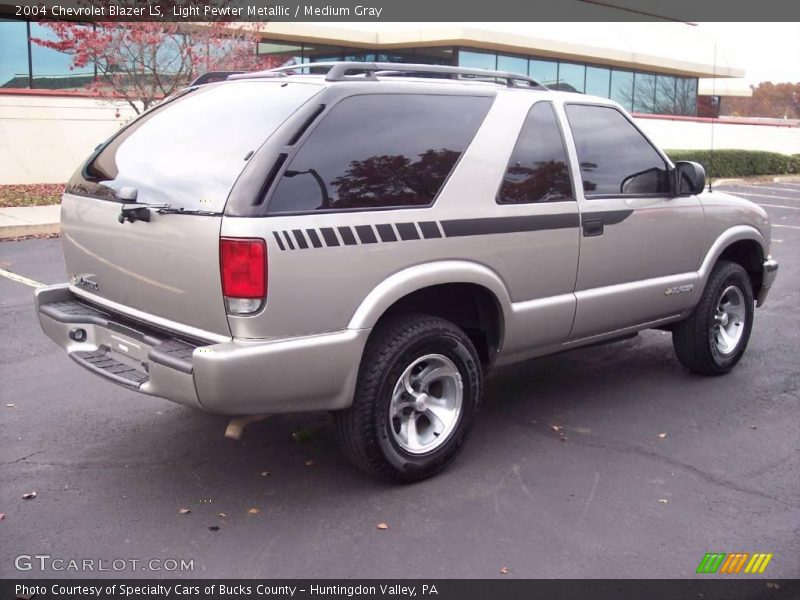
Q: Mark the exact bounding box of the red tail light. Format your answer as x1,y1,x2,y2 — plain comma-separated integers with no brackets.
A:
220,238,266,313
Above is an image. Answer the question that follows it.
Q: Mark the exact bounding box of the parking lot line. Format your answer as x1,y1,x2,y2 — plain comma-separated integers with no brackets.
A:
733,184,800,194
757,203,800,211
773,224,800,230
0,267,44,288
725,191,800,202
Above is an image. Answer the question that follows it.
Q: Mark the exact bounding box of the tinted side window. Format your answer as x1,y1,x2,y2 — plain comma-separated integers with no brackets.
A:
565,104,670,196
497,102,573,204
268,94,492,213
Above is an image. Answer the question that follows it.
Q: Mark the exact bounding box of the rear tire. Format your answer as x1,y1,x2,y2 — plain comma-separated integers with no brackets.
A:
335,313,482,482
672,260,754,375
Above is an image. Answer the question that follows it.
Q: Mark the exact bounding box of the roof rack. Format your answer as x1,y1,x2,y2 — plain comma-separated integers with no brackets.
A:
228,61,548,90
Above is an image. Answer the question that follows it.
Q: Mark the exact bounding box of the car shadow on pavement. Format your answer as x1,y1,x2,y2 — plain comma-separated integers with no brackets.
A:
86,330,691,500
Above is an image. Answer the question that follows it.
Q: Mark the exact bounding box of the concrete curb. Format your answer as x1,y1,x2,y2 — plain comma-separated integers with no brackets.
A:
0,205,60,240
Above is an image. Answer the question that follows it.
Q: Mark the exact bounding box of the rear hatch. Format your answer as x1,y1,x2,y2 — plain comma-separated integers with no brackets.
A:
61,79,321,338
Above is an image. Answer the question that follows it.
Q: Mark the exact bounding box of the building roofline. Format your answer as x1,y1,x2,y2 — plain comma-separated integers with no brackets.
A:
252,22,746,79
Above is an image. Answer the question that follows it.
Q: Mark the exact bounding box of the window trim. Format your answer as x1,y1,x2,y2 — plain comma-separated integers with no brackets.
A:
564,101,675,200
494,100,576,206
263,91,494,216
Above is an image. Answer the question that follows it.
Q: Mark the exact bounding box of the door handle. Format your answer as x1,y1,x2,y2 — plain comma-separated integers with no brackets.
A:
582,219,604,237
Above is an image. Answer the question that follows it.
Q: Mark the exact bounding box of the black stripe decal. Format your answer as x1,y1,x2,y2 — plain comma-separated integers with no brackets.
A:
355,225,378,244
306,229,322,248
396,222,420,241
583,209,634,226
292,229,308,249
320,227,339,247
441,213,580,237
338,226,357,246
418,221,442,239
375,223,397,242
273,210,632,251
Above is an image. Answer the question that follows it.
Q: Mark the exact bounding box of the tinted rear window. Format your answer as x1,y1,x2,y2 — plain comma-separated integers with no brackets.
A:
67,81,321,211
267,94,492,213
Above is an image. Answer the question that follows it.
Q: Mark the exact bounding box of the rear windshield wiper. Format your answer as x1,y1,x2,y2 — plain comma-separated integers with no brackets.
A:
119,202,220,223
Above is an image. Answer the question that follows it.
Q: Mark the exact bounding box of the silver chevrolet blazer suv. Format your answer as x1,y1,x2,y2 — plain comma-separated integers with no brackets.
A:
35,63,779,481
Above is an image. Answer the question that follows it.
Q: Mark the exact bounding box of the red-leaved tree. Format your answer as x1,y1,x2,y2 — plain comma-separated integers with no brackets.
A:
723,82,800,119
32,21,282,114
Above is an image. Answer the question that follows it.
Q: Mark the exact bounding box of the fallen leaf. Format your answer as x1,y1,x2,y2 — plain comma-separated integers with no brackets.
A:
218,512,227,518
208,525,220,532
551,425,562,432
5,403,15,408
500,566,510,575
0,513,5,520
657,433,667,439
260,471,271,477
177,508,191,515
292,429,315,442
559,435,568,442
376,522,389,530
247,508,260,515
766,583,780,590
750,426,758,430
304,459,315,467
22,491,37,500
658,499,669,504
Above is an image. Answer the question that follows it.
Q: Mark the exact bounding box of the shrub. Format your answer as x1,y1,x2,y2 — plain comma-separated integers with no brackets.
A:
0,184,64,208
665,149,800,179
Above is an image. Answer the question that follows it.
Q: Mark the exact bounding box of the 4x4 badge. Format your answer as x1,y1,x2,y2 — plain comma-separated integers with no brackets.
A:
665,284,694,296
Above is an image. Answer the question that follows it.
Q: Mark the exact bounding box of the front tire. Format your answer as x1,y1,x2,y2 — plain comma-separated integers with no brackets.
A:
672,260,754,375
335,313,483,482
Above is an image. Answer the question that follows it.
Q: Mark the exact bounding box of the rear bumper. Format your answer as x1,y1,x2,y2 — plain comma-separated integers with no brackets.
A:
756,256,779,307
35,285,369,415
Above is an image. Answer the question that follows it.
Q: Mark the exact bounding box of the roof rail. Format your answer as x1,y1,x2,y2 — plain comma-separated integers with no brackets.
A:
190,71,245,86
229,61,548,90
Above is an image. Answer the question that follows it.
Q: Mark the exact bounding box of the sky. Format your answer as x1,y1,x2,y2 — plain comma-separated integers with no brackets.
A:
699,23,800,85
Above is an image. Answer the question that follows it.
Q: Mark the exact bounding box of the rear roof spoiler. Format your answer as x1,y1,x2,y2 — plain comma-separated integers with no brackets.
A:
189,71,245,86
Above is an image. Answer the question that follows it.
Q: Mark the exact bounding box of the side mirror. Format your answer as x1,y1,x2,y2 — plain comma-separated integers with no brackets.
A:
674,161,706,196
115,186,138,202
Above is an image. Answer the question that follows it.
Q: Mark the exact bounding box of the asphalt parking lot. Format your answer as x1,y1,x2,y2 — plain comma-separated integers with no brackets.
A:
1,181,798,579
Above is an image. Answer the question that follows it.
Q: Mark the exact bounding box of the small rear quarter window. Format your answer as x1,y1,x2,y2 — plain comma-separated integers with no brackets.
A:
497,101,574,204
